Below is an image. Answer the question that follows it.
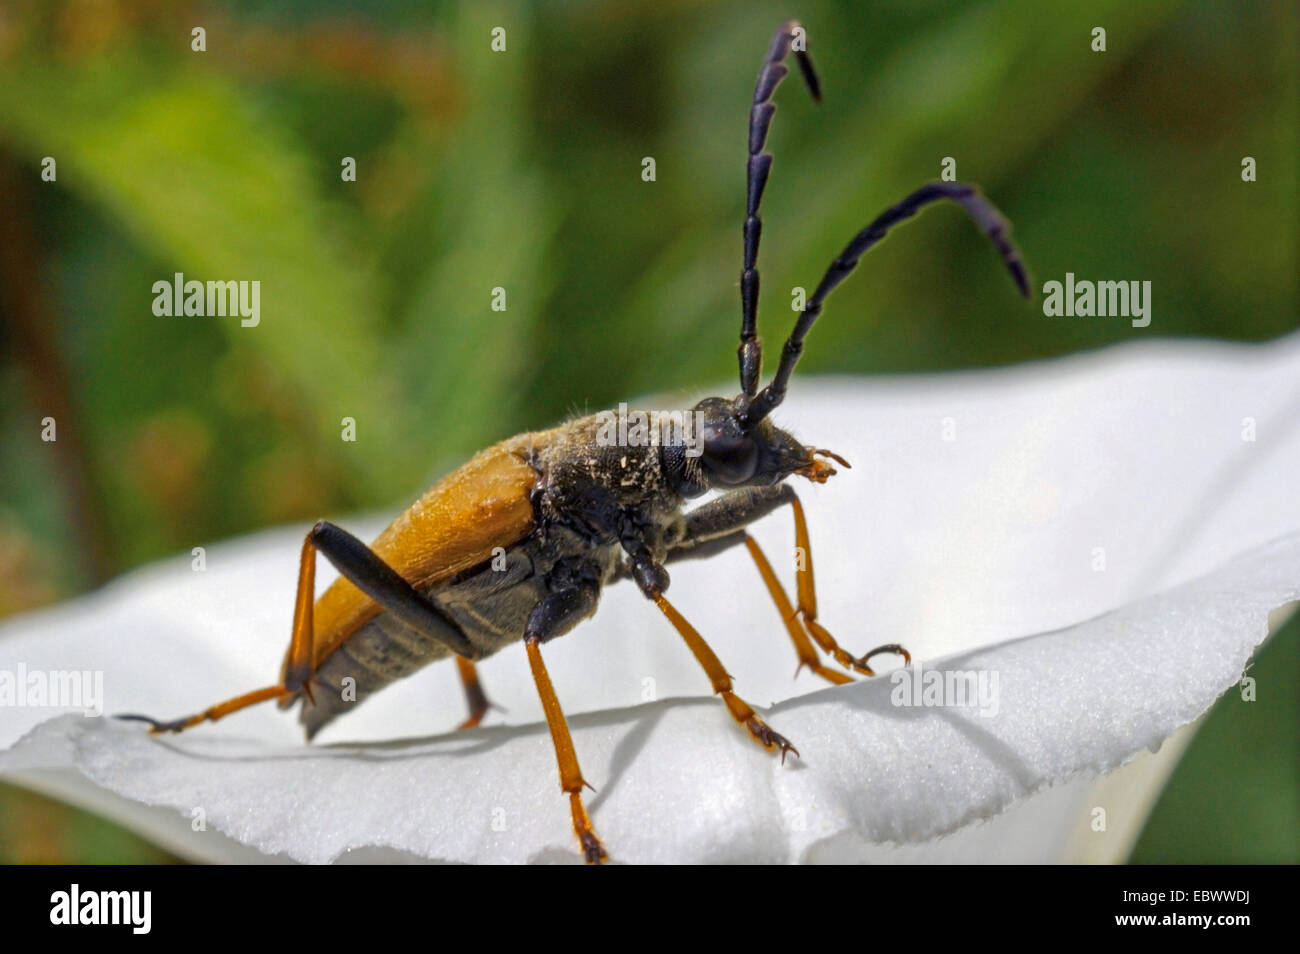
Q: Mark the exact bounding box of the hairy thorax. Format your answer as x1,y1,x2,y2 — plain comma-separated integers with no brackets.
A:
506,410,694,564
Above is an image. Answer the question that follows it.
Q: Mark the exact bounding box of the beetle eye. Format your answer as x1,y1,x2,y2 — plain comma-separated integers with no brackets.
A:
702,434,758,485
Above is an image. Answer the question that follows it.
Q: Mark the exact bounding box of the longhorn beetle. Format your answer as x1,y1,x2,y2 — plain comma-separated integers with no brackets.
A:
121,20,1030,863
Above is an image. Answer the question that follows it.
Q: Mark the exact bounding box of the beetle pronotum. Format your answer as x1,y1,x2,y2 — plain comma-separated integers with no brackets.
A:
121,20,1030,863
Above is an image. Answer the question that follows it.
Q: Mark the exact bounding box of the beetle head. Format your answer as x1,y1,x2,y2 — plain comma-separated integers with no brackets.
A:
671,395,848,496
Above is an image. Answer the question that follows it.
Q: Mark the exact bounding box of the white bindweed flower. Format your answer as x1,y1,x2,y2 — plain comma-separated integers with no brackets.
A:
2,333,1299,864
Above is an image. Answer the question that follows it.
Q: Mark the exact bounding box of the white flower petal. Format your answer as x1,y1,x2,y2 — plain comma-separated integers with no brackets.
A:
2,536,1295,864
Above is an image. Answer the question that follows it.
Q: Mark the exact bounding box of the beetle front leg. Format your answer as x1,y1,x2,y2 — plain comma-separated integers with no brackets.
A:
741,533,851,686
669,525,851,686
788,497,910,677
668,486,910,680
625,534,797,759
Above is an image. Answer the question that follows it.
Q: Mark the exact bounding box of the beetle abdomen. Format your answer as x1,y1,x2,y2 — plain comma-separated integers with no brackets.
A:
301,610,451,738
299,546,548,738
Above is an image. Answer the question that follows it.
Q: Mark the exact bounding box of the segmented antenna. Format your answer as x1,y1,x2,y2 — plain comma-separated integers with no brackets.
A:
743,182,1032,425
739,21,821,399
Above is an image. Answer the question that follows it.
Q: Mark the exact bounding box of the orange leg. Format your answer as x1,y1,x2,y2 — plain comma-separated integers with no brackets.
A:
788,497,910,677
525,638,607,864
118,529,326,734
282,528,318,692
455,657,496,730
118,685,295,734
121,520,476,735
652,594,797,762
743,534,851,686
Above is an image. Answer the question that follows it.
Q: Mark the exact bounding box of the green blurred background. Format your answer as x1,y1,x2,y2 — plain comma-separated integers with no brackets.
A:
0,0,1295,862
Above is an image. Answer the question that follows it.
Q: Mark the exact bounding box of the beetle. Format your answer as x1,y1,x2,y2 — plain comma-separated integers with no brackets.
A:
120,20,1030,864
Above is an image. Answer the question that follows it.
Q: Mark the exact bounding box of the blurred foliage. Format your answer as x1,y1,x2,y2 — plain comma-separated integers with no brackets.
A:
0,0,1294,861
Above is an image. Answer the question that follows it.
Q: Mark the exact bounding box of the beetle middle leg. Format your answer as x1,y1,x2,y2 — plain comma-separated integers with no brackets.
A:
454,657,497,730
120,520,475,734
522,578,608,864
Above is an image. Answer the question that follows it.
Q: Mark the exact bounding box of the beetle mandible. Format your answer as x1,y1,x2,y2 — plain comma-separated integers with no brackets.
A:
122,20,1031,864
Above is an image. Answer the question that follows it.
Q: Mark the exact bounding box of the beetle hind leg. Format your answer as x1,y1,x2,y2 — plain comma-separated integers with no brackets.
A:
116,525,330,734
117,685,293,734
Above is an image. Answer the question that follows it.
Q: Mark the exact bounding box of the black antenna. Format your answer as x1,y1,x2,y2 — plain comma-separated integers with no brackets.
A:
743,182,1032,426
739,20,821,400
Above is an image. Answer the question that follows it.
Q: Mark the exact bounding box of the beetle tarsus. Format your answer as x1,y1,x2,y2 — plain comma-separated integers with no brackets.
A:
854,642,912,674
800,616,910,678
794,656,854,687
457,701,508,731
722,689,799,763
572,794,608,864
743,713,800,764
119,685,291,736
115,713,190,734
